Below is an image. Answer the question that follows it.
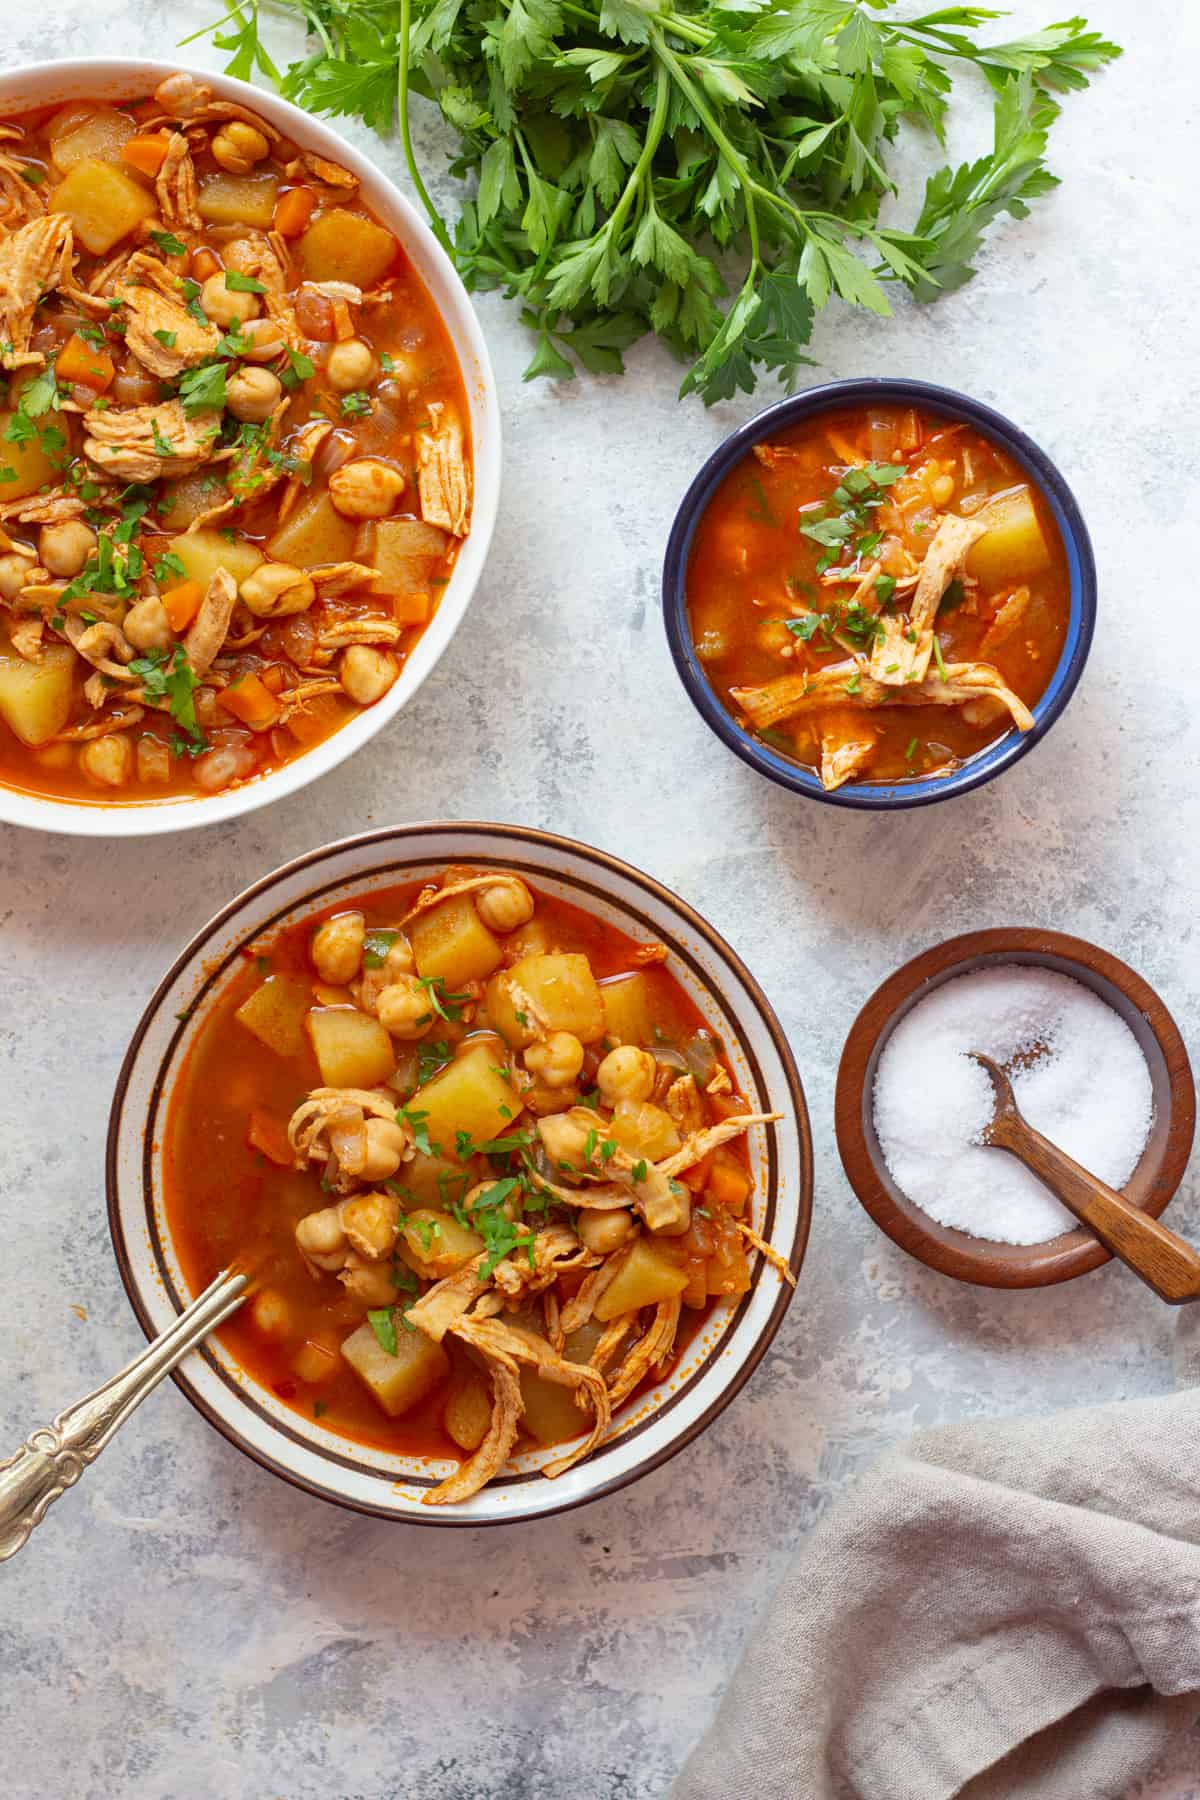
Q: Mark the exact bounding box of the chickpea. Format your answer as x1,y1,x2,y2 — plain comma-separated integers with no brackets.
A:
341,1258,398,1306
80,733,133,788
378,977,433,1040
123,596,171,653
929,470,955,506
199,271,260,329
537,1108,603,1169
524,1031,584,1089
340,644,397,706
578,1207,635,1255
597,1045,657,1104
249,1288,292,1339
0,551,33,600
39,519,95,579
341,1191,399,1259
241,561,316,619
358,936,416,1013
211,120,271,175
477,877,534,935
296,1204,347,1269
328,458,406,520
192,742,255,792
325,338,378,394
362,1118,409,1182
238,317,287,364
311,910,366,984
226,366,282,424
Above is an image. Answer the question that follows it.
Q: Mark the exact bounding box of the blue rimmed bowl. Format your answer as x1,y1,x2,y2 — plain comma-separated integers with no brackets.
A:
662,378,1097,811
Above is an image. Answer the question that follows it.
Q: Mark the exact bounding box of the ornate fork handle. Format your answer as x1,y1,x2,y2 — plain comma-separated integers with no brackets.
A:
0,1269,246,1563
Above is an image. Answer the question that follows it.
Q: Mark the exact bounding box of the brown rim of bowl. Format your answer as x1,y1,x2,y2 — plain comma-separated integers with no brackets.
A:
835,928,1196,1290
105,821,815,1526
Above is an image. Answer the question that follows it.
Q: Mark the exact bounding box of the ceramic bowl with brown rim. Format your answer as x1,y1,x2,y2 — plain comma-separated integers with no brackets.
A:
107,823,812,1525
835,929,1195,1289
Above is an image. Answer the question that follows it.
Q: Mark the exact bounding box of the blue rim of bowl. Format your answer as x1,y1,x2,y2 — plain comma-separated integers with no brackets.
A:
661,377,1097,811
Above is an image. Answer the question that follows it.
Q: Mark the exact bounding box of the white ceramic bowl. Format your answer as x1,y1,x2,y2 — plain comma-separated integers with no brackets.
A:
107,824,813,1526
0,60,501,838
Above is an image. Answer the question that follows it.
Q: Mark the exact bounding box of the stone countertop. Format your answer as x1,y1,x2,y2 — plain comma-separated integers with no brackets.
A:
3,4,1198,1795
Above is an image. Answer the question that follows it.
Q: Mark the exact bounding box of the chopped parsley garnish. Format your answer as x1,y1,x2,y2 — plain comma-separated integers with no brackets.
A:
631,1160,648,1182
150,230,187,257
153,551,187,585
367,1308,398,1357
396,1106,434,1157
224,269,266,294
281,347,315,391
128,644,207,749
151,418,175,458
76,321,107,349
340,390,372,418
418,1039,452,1084
180,279,208,327
153,328,178,349
179,361,226,417
416,975,469,1022
362,927,400,969
20,166,46,186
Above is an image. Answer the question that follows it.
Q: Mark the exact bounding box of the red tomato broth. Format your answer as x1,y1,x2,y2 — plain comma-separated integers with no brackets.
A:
163,878,754,1468
686,404,1071,786
0,84,472,805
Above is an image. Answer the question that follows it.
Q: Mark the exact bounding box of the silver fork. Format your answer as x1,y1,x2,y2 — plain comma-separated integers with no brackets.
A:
0,1269,247,1563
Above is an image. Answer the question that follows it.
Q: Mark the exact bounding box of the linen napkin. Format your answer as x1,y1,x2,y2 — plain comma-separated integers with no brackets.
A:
674,1310,1200,1800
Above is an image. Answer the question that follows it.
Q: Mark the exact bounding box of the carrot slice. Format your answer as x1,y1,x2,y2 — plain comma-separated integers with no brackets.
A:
706,1150,751,1214
161,579,203,632
247,1110,294,1167
219,673,280,731
56,331,114,392
189,247,220,283
274,186,316,238
121,133,171,178
392,590,431,626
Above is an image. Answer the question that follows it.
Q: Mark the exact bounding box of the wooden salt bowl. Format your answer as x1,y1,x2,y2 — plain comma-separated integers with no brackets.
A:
834,929,1197,1289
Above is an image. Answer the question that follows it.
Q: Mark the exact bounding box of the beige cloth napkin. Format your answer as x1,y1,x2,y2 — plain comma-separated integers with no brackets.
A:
674,1312,1200,1800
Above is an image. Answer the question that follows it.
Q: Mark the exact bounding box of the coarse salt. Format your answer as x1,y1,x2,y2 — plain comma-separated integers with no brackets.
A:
872,966,1155,1245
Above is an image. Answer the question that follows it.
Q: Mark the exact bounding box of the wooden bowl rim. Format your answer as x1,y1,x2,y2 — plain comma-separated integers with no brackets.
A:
835,928,1197,1289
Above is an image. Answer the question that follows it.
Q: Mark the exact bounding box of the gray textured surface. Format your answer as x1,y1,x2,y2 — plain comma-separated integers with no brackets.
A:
3,4,1198,1796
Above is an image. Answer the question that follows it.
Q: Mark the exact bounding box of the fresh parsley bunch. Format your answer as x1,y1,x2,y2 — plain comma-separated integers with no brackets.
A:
202,1,1120,401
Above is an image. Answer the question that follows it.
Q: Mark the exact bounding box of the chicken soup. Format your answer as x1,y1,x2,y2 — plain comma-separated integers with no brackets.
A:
165,865,790,1506
687,404,1071,790
0,73,471,804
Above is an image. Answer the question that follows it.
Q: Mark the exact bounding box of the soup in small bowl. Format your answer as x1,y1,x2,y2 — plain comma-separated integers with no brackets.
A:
663,380,1095,808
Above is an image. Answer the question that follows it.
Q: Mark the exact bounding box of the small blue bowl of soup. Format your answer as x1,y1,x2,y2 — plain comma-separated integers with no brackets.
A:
662,378,1096,810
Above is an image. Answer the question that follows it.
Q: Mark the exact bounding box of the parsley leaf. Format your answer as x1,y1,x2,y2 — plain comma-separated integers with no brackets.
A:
150,229,187,257
367,1308,398,1357
179,362,227,416
224,269,266,294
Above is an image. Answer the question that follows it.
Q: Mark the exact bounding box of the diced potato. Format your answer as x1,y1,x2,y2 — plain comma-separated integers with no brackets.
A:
266,488,359,569
444,1373,492,1451
415,1041,520,1158
197,171,280,229
234,975,312,1059
0,642,75,748
307,1006,395,1088
168,528,263,594
364,517,448,598
50,107,137,172
594,1239,688,1321
609,1099,681,1161
296,209,398,288
484,971,537,1049
0,411,65,500
158,473,229,532
399,1149,474,1210
410,893,503,988
397,1209,486,1280
600,973,655,1046
50,158,156,255
508,953,605,1043
342,1319,449,1417
965,486,1052,587
520,1370,587,1445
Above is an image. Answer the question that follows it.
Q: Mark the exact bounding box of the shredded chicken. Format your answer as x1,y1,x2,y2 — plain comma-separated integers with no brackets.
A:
0,490,90,525
183,569,238,678
423,1352,523,1507
406,1261,492,1345
0,130,46,228
558,1250,637,1337
451,1315,611,1480
9,616,43,660
869,513,988,685
83,397,221,482
980,585,1032,659
155,132,201,233
121,284,218,377
0,213,74,369
417,402,471,536
733,661,1033,734
608,1298,683,1406
734,1220,797,1287
819,706,877,792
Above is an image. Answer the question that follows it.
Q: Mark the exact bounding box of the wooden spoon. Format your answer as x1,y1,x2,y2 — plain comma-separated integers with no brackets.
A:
970,1051,1200,1304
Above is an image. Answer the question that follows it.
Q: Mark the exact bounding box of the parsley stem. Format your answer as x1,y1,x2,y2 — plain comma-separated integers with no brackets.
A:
650,32,760,265
396,0,454,254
